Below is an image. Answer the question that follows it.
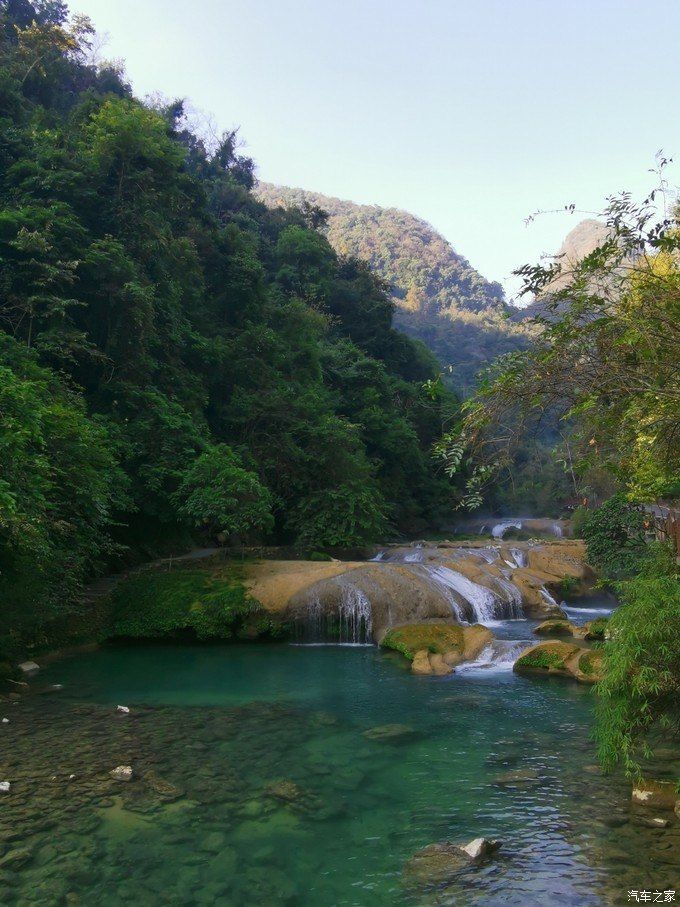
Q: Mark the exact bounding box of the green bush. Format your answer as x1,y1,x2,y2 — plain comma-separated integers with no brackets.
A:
582,495,647,580
594,546,680,776
106,567,281,641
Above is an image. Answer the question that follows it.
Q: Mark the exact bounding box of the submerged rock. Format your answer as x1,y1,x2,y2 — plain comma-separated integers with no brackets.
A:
632,780,677,810
264,779,305,802
363,723,416,742
0,781,10,793
403,837,501,890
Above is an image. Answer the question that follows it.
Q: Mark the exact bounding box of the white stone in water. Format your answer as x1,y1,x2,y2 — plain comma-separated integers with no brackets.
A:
110,765,133,782
0,782,10,793
460,837,501,861
1,718,8,724
116,705,130,713
632,788,653,802
17,661,40,675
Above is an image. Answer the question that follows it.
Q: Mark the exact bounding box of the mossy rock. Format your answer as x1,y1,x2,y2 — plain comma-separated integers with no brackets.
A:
514,641,603,683
514,641,578,675
381,623,464,661
533,620,577,637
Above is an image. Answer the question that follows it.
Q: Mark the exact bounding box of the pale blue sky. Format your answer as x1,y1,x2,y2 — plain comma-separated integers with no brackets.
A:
74,0,679,297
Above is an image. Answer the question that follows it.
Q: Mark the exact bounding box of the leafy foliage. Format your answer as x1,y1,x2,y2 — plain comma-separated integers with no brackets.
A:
175,445,274,540
595,547,680,777
582,496,648,580
107,567,281,641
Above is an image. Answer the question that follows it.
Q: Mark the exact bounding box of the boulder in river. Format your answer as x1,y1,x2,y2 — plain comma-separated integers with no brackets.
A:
533,618,608,641
110,765,133,782
514,640,603,683
381,622,493,675
17,661,40,676
403,837,501,890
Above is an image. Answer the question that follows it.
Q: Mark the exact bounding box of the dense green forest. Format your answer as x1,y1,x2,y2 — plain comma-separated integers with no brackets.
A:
0,0,461,656
255,182,531,395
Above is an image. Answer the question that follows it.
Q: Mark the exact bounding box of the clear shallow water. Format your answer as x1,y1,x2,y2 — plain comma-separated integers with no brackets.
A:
2,643,678,906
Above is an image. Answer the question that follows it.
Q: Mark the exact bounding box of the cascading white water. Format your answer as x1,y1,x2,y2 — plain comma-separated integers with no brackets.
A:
509,547,528,568
490,575,525,619
491,520,523,539
338,585,372,643
298,582,372,643
540,587,560,609
427,566,499,622
456,640,529,673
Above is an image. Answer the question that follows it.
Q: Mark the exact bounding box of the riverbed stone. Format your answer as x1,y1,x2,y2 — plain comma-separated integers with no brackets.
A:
362,723,416,742
109,765,133,783
403,837,501,890
632,780,677,810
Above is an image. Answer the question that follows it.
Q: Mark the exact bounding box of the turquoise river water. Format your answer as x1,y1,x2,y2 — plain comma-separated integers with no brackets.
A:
1,625,678,906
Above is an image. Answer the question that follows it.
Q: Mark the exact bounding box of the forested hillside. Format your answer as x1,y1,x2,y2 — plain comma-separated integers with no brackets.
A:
0,1,459,655
255,182,531,394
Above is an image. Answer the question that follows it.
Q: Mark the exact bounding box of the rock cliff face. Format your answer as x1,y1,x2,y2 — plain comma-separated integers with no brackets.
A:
242,539,591,642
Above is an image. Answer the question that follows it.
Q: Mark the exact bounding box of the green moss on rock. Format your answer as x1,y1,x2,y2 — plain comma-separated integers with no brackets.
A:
381,624,464,661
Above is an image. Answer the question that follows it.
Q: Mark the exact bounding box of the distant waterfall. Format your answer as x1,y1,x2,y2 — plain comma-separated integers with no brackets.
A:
491,520,523,539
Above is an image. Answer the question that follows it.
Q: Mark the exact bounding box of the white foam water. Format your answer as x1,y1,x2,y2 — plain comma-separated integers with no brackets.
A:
338,585,372,644
491,520,523,539
456,640,529,674
427,566,499,622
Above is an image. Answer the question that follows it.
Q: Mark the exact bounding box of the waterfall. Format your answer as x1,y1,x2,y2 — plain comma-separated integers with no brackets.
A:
427,566,499,622
509,547,527,568
456,640,529,673
490,575,525,619
540,587,560,609
491,520,523,539
338,585,372,643
297,582,373,643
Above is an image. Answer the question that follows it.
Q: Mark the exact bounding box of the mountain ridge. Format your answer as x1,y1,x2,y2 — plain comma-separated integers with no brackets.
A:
254,181,530,393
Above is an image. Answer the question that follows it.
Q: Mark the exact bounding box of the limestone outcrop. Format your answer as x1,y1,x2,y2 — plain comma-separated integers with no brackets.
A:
242,539,592,642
